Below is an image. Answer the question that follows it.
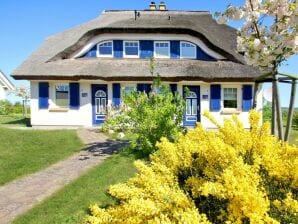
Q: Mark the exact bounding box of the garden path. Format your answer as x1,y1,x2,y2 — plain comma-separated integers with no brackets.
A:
0,129,126,224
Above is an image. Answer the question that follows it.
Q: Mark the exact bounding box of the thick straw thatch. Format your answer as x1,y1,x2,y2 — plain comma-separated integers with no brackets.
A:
12,10,262,81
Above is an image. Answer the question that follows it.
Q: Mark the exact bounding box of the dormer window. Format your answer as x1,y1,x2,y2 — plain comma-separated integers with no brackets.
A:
97,41,113,57
154,41,170,58
124,41,139,58
180,42,196,59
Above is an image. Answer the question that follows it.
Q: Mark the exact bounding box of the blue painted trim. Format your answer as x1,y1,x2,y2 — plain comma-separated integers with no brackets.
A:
242,85,253,111
170,41,180,59
38,82,49,109
197,46,216,61
137,83,151,94
140,40,154,59
82,45,97,58
210,84,221,111
113,40,123,58
69,83,80,109
112,83,121,107
170,84,177,94
183,85,200,127
91,84,108,125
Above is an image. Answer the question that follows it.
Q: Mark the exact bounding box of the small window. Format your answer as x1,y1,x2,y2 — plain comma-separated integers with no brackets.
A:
124,41,139,57
124,86,136,95
180,42,196,59
97,41,113,57
55,84,69,107
223,88,238,108
154,41,170,58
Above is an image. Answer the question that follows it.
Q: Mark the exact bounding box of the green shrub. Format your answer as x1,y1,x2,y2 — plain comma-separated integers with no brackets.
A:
103,78,185,156
0,100,13,115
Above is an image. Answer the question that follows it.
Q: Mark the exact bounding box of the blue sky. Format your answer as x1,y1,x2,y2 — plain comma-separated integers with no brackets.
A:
0,0,297,106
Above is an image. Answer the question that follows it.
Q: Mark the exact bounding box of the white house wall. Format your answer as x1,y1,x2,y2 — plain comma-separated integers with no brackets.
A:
30,81,262,128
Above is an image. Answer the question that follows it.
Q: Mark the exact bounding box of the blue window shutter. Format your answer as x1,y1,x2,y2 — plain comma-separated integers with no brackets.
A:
170,41,180,59
38,82,49,109
137,84,144,92
82,45,97,58
242,85,253,111
197,46,216,61
69,83,80,109
137,84,151,94
170,84,177,94
144,84,151,94
113,40,123,58
210,84,221,111
140,41,154,59
112,83,121,106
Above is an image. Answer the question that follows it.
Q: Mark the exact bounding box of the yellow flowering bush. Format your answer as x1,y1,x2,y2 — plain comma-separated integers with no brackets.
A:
87,110,298,224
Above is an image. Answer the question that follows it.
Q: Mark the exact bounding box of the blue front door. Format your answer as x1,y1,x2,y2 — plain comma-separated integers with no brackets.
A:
92,84,108,125
183,86,200,127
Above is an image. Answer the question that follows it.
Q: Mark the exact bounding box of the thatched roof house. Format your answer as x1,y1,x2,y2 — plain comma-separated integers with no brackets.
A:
12,3,263,128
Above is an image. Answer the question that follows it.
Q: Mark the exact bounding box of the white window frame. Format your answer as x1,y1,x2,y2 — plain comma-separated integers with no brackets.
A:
180,41,197,59
222,85,240,110
123,41,139,58
97,40,113,58
154,41,170,58
54,83,70,108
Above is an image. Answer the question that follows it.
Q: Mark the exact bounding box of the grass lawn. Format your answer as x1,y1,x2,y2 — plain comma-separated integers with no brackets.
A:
0,127,83,185
13,150,136,224
289,129,298,144
0,115,30,127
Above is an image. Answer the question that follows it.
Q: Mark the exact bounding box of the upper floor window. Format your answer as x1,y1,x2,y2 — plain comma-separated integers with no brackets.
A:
124,41,139,58
223,87,238,109
180,42,196,59
97,41,113,57
154,41,170,58
55,84,69,107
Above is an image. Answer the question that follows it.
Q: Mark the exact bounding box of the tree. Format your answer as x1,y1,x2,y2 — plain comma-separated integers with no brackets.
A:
217,0,298,140
102,58,185,156
13,85,30,117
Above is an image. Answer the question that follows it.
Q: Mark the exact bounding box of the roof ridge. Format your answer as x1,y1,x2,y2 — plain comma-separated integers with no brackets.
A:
103,10,211,14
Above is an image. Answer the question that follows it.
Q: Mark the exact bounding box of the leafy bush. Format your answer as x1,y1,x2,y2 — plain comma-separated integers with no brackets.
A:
0,100,13,115
87,111,298,224
102,79,185,155
292,111,298,128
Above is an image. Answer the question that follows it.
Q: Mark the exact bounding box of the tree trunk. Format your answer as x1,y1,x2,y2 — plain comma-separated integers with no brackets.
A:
284,79,297,141
252,82,259,109
273,73,283,140
271,79,276,135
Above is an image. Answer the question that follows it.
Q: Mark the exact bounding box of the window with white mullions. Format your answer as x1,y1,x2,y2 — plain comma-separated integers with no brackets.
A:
154,41,170,58
97,41,113,57
95,90,107,115
124,41,139,57
55,84,69,107
223,88,237,108
185,91,197,116
180,41,196,59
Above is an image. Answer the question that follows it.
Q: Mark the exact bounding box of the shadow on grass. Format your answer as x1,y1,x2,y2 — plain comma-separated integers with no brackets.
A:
3,117,31,126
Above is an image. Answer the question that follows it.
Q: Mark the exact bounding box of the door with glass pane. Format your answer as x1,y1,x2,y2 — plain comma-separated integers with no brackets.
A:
183,86,200,127
92,85,108,125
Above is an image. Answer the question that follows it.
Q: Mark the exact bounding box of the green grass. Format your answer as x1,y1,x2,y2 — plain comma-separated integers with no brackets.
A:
0,115,30,127
0,127,83,185
13,150,136,224
289,129,298,144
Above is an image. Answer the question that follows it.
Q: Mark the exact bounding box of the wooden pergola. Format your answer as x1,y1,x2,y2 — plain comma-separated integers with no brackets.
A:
253,71,298,141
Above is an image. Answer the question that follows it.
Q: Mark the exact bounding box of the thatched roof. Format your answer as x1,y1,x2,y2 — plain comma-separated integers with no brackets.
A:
12,10,262,81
